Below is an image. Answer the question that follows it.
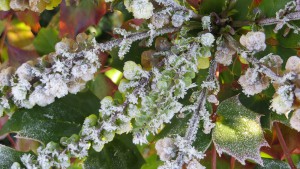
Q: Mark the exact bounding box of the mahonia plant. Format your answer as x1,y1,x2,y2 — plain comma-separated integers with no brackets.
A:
1,0,300,169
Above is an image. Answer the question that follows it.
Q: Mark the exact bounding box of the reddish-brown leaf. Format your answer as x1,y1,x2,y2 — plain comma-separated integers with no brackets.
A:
187,0,201,8
59,0,107,38
7,44,39,67
15,10,41,33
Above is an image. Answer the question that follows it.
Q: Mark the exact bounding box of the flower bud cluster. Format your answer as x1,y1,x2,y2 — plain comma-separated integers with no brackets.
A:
0,33,100,117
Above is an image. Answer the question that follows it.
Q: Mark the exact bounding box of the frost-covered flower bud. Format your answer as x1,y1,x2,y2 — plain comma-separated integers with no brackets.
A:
127,0,154,19
187,159,205,169
100,96,114,116
207,95,219,105
172,11,185,27
239,31,266,52
285,56,300,73
238,68,269,96
270,93,293,115
10,0,29,11
215,45,236,66
290,109,300,132
123,61,144,80
16,62,34,81
155,137,177,161
11,162,21,169
200,33,215,47
151,13,170,29
0,67,14,90
201,16,211,31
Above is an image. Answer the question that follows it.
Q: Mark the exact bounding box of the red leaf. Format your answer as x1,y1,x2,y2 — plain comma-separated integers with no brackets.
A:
15,10,41,33
59,0,107,38
187,0,201,8
7,44,39,67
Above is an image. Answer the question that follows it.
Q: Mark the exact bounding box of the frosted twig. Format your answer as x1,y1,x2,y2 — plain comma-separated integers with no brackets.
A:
232,11,300,27
175,60,217,167
96,27,179,52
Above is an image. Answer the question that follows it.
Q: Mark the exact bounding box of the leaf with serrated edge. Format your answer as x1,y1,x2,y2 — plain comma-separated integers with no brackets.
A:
212,95,268,166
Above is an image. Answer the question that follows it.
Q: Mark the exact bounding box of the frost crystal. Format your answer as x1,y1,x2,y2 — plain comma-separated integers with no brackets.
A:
238,67,269,96
125,0,154,19
155,137,177,161
239,31,266,52
285,56,300,73
270,85,294,115
200,33,215,47
201,16,211,31
186,159,205,169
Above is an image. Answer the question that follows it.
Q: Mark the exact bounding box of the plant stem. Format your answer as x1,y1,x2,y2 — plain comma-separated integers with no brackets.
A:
230,156,235,169
232,11,300,27
212,144,217,169
274,122,296,169
96,27,179,52
175,60,217,167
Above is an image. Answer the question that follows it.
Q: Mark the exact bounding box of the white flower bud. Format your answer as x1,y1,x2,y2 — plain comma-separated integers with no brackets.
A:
155,137,177,161
200,33,215,47
240,31,266,52
285,56,300,73
127,0,154,19
123,61,143,80
238,68,269,96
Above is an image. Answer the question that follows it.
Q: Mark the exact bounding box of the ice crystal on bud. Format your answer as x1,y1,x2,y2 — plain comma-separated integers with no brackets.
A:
125,0,154,19
239,31,266,52
290,109,300,131
260,54,283,68
155,137,177,161
215,43,236,66
201,16,211,31
171,11,191,27
285,56,300,73
123,61,147,80
200,33,215,47
151,13,170,29
271,85,294,115
238,67,269,96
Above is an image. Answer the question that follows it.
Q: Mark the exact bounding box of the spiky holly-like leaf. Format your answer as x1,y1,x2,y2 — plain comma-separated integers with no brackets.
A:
212,95,268,165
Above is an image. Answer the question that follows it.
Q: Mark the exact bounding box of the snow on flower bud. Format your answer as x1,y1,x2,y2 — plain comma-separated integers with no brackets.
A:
290,109,300,132
238,68,269,96
201,16,211,31
123,61,144,80
270,85,294,115
155,137,177,161
239,31,266,52
125,0,153,19
200,33,215,47
285,56,300,73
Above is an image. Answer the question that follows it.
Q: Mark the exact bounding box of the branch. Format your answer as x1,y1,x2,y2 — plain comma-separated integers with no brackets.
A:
174,60,217,167
96,27,179,52
232,11,300,27
274,122,296,169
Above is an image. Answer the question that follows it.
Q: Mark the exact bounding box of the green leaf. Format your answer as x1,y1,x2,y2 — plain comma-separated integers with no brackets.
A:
199,0,225,15
254,158,290,169
0,91,100,144
212,95,267,165
83,134,145,169
88,73,117,100
0,144,25,168
33,28,60,56
259,0,293,17
231,0,253,21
